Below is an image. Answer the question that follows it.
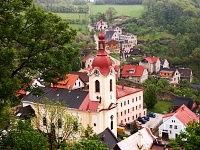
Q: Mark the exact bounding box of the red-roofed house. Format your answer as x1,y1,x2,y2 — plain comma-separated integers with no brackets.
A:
121,65,148,83
51,74,86,90
81,54,94,69
116,85,147,125
158,104,199,139
139,56,160,74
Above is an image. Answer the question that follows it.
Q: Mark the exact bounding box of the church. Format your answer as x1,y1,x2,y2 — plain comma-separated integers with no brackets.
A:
21,29,146,137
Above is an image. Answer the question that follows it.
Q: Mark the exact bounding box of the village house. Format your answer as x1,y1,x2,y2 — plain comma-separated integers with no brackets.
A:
50,73,86,90
81,54,94,69
139,56,160,74
178,68,193,82
105,38,119,52
172,96,198,112
121,65,148,83
159,68,180,85
94,20,108,31
159,58,170,69
105,25,122,35
20,29,146,139
158,104,199,140
105,30,119,41
119,34,137,50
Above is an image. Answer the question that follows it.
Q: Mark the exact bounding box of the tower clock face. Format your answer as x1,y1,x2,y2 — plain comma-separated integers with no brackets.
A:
94,69,99,76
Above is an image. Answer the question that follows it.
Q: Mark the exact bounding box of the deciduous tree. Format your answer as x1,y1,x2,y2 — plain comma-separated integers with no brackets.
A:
144,84,157,108
0,1,77,104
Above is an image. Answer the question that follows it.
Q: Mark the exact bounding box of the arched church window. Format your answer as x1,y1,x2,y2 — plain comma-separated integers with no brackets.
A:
110,79,113,91
95,80,100,92
110,115,114,130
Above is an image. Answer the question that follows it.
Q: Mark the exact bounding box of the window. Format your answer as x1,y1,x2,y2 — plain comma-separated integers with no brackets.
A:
132,116,134,120
43,117,47,126
79,82,80,86
136,97,138,101
121,112,122,116
139,104,141,109
121,103,122,107
132,107,134,111
136,106,138,110
128,117,129,121
110,79,112,91
136,114,138,118
174,125,177,129
128,109,129,113
169,125,172,129
132,98,134,103
125,119,126,122
128,100,129,104
94,123,96,127
95,80,100,92
139,96,141,100
144,111,146,115
124,101,126,106
58,119,62,128
124,110,126,114
110,115,114,130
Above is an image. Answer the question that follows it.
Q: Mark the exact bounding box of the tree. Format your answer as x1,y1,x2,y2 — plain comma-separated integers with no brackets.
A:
144,84,157,108
168,121,200,150
32,98,83,150
0,120,49,150
105,7,117,22
0,1,78,104
64,125,109,150
130,123,138,135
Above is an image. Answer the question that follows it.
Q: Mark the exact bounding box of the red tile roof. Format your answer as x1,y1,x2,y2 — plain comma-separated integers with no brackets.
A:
78,94,98,111
121,65,145,77
82,54,93,63
163,104,198,126
144,56,158,63
55,74,79,90
116,85,143,99
175,104,198,126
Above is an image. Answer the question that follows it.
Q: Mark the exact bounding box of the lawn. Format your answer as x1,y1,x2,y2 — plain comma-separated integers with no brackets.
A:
53,13,89,22
90,5,144,18
147,100,173,114
69,24,88,34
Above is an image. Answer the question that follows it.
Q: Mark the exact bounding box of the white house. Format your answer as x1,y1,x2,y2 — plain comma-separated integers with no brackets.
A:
81,54,94,69
95,20,108,31
105,30,119,41
105,26,122,35
159,104,198,140
159,58,169,69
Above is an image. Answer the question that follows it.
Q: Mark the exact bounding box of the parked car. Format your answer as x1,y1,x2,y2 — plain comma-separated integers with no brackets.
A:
134,120,142,125
142,115,150,121
137,117,147,124
147,112,156,118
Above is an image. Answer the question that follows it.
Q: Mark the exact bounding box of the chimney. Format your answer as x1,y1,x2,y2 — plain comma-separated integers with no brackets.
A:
102,134,106,141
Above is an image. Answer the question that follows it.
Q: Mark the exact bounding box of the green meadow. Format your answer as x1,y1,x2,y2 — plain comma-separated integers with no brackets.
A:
90,5,144,18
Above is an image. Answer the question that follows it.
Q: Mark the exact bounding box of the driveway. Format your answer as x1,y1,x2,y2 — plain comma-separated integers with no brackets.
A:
141,113,163,132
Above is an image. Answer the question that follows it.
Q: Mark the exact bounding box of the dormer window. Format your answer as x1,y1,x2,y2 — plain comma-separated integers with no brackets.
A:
129,70,135,74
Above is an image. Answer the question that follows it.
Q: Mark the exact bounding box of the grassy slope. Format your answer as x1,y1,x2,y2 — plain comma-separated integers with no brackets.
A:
147,100,172,114
90,5,144,18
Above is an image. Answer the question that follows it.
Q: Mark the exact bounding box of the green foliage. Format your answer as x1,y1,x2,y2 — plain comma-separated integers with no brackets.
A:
130,123,138,135
147,100,172,114
168,121,200,150
0,120,49,150
144,84,157,108
0,1,77,104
